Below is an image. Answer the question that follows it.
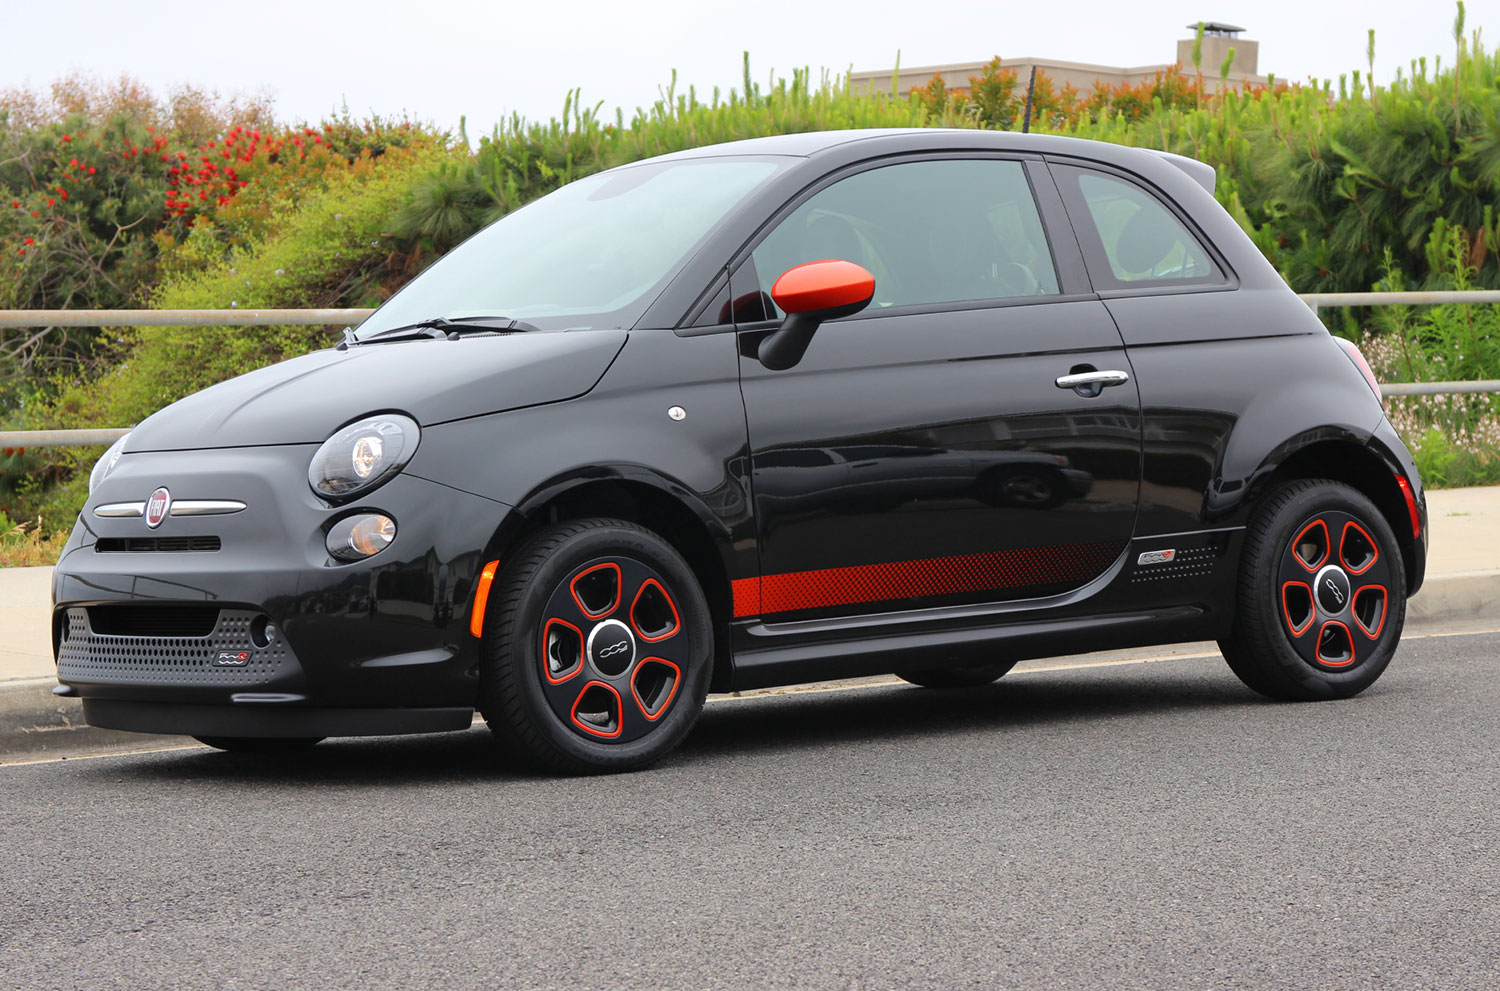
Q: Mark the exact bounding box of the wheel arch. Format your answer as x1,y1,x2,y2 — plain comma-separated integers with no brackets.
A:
1251,438,1420,593
485,470,739,693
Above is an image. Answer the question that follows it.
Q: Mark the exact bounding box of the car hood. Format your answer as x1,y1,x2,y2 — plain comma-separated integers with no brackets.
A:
125,330,628,452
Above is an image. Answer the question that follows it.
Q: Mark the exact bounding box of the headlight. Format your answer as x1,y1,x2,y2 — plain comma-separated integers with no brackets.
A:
308,414,420,501
88,433,130,494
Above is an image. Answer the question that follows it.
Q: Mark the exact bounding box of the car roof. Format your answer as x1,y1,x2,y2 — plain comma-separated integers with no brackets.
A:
649,128,1215,193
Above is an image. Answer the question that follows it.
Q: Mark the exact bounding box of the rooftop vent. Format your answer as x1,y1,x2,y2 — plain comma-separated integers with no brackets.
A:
1188,21,1246,37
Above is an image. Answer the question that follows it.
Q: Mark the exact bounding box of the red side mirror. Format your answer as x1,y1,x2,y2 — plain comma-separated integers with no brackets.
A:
758,260,877,371
770,259,876,316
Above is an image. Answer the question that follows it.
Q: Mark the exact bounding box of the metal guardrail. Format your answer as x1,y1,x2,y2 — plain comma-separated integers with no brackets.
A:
0,309,372,328
2,292,1499,448
1301,290,1500,310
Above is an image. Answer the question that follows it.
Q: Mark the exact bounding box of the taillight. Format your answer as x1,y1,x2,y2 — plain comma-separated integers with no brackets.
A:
1334,337,1383,399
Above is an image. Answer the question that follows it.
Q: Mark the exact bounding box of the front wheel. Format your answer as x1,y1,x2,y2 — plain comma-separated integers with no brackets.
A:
478,518,713,774
1219,479,1406,701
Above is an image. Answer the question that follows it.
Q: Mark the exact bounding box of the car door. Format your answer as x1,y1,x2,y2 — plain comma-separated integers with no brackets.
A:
1046,160,1246,536
732,155,1142,623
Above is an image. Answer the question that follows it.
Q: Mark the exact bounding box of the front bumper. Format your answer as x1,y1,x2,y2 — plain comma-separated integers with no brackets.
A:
53,443,512,735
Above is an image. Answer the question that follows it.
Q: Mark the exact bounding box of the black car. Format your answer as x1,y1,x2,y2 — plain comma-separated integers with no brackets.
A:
54,129,1428,772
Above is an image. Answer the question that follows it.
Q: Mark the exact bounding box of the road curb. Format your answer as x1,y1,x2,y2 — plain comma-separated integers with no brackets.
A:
0,680,178,760
4,570,1497,761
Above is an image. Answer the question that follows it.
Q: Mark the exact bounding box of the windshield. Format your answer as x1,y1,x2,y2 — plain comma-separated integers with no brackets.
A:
355,157,784,337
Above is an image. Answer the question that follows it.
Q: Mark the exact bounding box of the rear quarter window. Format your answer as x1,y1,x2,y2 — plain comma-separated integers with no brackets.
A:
1053,164,1223,292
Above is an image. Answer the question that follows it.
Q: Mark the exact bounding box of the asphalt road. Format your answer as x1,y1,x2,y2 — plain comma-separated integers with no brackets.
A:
4,632,1500,991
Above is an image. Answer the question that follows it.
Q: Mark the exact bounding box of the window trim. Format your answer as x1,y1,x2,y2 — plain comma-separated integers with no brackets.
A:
1045,157,1237,297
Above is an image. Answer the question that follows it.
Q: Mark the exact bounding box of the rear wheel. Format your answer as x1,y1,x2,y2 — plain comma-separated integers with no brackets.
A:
194,736,323,753
1219,479,1406,701
478,518,713,774
896,661,1016,689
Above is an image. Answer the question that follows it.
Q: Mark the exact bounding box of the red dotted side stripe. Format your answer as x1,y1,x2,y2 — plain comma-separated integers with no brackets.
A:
732,540,1125,618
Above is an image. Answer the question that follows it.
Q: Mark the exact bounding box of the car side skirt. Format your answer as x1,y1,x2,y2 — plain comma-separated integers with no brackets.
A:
727,528,1242,690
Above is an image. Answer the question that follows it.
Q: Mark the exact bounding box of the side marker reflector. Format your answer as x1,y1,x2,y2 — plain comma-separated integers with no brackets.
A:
1394,475,1422,540
471,560,500,639
1386,473,1422,536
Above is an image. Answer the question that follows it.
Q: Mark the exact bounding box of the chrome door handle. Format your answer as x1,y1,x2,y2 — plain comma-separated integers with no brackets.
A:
1055,370,1129,390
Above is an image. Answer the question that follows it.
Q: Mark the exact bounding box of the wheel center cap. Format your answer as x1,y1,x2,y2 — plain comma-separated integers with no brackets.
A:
1314,565,1352,615
586,618,636,677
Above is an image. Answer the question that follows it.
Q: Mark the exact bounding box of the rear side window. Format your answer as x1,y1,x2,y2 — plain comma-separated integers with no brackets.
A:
750,159,1060,317
1054,165,1221,291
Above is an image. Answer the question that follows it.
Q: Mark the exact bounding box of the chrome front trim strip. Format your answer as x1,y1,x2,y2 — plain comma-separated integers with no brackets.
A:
170,500,247,516
94,502,144,518
94,499,246,519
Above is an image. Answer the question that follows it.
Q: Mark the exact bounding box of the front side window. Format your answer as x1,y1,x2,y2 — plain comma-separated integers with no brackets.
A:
1055,165,1220,290
355,158,783,336
750,159,1060,318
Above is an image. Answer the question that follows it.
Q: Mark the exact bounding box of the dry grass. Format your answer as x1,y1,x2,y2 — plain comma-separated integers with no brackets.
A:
0,517,68,568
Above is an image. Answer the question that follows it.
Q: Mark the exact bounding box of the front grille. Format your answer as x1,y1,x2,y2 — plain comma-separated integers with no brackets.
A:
88,605,220,638
57,607,295,687
96,536,221,553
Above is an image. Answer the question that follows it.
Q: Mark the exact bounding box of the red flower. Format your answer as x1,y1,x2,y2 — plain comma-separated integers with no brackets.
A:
87,166,95,174
69,158,78,167
46,199,54,206
60,191,68,200
9,201,17,208
23,237,33,244
61,134,71,141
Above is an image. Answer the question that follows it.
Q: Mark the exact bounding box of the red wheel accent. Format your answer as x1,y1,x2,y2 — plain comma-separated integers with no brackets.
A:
541,618,585,684
1290,519,1330,572
569,681,624,738
1339,521,1379,575
1352,585,1388,639
630,578,682,642
630,658,682,721
570,562,621,619
1315,621,1355,668
1281,581,1315,636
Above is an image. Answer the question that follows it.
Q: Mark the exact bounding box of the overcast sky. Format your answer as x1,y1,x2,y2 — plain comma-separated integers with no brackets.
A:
3,0,1494,136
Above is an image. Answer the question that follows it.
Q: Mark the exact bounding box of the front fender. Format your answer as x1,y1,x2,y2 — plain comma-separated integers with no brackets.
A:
403,328,754,577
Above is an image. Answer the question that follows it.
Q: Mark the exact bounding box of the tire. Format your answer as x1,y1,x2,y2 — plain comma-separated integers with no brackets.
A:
1219,479,1406,701
896,661,1017,689
478,518,713,774
194,736,324,753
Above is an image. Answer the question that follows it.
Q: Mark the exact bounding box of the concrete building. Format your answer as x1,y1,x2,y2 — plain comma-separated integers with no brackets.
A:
849,22,1269,98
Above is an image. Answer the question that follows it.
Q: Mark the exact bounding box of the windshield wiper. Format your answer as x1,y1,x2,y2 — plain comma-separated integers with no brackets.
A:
347,315,542,346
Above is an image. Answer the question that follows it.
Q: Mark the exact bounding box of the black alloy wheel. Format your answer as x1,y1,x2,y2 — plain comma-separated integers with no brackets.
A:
479,518,713,773
1220,479,1406,700
896,661,1017,689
